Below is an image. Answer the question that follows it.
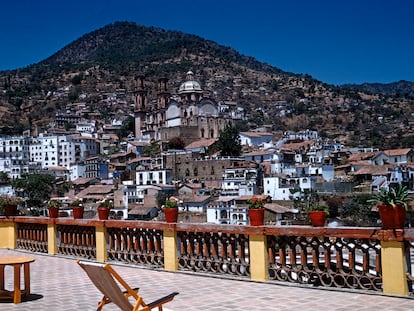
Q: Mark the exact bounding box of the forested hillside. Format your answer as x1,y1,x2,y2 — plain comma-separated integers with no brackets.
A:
1,21,414,149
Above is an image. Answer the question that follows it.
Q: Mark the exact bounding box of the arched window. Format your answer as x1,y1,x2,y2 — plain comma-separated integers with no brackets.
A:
201,128,205,138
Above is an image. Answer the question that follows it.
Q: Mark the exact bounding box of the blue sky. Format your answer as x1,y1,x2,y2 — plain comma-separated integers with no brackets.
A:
0,0,413,85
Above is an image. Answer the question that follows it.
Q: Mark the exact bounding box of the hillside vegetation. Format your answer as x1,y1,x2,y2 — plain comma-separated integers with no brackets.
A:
1,21,414,149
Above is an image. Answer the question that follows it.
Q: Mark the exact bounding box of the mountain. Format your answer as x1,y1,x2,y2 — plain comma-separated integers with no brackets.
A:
0,21,414,149
342,80,414,97
41,22,281,75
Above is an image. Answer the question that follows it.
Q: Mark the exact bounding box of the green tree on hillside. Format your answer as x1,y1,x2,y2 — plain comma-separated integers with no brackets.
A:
216,124,242,157
117,116,135,139
12,173,55,208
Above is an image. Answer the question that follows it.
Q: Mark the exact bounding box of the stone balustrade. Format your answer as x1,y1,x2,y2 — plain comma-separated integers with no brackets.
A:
0,216,413,297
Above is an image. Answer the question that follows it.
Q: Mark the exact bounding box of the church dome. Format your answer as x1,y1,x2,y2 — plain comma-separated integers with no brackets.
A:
178,71,203,94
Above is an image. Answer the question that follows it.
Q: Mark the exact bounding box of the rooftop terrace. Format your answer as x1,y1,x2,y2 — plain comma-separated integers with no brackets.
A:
1,248,414,311
1,217,414,310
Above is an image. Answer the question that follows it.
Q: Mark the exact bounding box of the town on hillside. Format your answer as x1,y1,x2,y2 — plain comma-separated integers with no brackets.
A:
0,71,412,226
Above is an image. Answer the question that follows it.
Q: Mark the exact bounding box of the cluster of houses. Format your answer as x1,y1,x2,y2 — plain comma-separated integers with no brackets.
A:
1,126,413,224
1,71,413,224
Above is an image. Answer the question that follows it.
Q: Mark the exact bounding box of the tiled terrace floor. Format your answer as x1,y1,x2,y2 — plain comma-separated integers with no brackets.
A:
0,248,414,310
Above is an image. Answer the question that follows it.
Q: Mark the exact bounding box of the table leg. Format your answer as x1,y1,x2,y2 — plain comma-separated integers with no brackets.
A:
13,264,21,304
23,263,31,297
0,266,4,291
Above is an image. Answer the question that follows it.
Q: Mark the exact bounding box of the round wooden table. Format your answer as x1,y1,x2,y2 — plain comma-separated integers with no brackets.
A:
0,256,35,304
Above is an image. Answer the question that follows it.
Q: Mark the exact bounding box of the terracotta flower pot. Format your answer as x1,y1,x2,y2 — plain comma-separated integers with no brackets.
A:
4,205,18,217
48,208,59,218
378,204,406,229
248,208,265,226
164,208,178,223
98,207,110,220
72,206,84,219
309,211,327,227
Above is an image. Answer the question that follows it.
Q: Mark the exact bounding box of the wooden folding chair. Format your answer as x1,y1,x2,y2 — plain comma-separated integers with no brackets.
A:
77,260,178,311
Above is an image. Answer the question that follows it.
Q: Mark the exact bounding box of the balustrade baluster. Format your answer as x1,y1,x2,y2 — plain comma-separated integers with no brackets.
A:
203,239,209,257
376,252,381,274
362,251,369,272
211,237,218,257
290,248,296,265
324,248,331,269
126,233,131,250
301,247,307,267
348,250,355,271
312,248,319,268
336,248,343,270
140,233,146,251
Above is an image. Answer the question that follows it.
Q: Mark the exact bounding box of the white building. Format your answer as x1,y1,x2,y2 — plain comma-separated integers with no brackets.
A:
206,198,247,225
239,132,273,146
263,175,314,200
220,166,259,198
136,168,172,185
29,134,99,174
0,136,32,179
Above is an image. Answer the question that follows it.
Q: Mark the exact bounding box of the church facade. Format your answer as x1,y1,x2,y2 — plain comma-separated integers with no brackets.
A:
133,71,244,145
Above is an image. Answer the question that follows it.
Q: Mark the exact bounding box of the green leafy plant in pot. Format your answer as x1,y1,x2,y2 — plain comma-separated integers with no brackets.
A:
368,185,411,229
247,196,266,226
308,204,329,227
47,199,62,218
97,198,112,220
70,199,84,219
0,195,23,217
163,198,179,223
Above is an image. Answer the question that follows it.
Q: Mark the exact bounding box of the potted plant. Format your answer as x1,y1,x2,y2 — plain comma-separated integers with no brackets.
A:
47,199,61,218
97,198,112,220
368,184,411,229
163,198,179,223
70,199,84,219
0,195,22,217
308,204,329,227
247,196,265,226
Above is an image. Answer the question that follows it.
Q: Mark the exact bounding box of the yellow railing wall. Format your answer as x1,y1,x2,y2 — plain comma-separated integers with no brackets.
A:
2,218,411,297
0,220,16,249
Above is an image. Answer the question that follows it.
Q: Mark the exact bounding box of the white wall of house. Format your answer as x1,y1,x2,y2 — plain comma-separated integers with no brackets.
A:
58,138,76,168
70,164,86,181
389,154,408,165
371,152,389,165
221,168,258,197
263,176,292,200
136,169,171,185
206,200,247,225
264,175,313,200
